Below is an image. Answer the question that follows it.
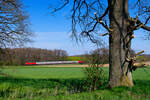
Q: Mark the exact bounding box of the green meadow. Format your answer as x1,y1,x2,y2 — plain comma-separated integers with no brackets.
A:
0,66,150,100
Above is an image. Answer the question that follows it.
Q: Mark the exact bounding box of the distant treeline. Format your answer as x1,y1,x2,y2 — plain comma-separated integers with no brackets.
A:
0,48,149,66
70,48,150,64
68,48,110,64
0,48,68,65
0,48,110,65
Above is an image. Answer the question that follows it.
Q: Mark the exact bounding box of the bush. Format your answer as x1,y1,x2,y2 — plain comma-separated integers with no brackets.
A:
83,50,105,91
84,64,104,91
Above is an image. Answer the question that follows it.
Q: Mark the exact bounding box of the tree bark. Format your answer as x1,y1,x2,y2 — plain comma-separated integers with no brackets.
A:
108,0,134,87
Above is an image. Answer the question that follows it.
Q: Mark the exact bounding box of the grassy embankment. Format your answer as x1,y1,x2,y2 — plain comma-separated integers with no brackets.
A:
0,65,150,100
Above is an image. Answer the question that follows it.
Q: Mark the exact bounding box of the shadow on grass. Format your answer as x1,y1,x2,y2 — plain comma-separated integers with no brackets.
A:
108,79,150,96
0,77,107,93
0,77,86,97
0,76,150,98
132,80,150,95
0,77,150,90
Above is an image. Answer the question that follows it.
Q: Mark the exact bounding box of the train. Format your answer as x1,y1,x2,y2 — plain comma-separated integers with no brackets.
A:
25,61,84,65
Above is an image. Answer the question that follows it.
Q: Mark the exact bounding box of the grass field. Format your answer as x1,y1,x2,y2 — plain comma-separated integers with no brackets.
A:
0,65,150,100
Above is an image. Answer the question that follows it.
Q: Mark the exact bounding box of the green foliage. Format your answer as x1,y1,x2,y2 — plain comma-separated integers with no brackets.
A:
136,55,147,62
0,66,150,99
83,65,104,91
67,56,82,61
67,56,89,64
83,50,105,91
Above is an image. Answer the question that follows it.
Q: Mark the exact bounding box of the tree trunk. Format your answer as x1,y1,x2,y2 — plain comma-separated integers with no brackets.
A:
108,0,134,87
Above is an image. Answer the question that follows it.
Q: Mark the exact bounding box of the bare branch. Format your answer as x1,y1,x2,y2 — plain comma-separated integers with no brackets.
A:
81,22,98,43
100,33,110,36
137,20,150,31
128,16,150,32
86,22,98,33
95,13,112,32
52,0,109,44
0,0,32,48
51,0,69,13
98,6,109,20
141,25,150,31
144,16,150,25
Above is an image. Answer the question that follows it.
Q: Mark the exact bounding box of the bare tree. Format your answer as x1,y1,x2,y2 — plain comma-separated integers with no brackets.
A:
0,0,32,48
90,48,109,64
0,48,68,65
51,0,150,87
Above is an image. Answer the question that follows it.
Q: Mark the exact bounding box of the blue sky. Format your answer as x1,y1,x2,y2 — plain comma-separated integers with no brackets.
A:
23,0,150,55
